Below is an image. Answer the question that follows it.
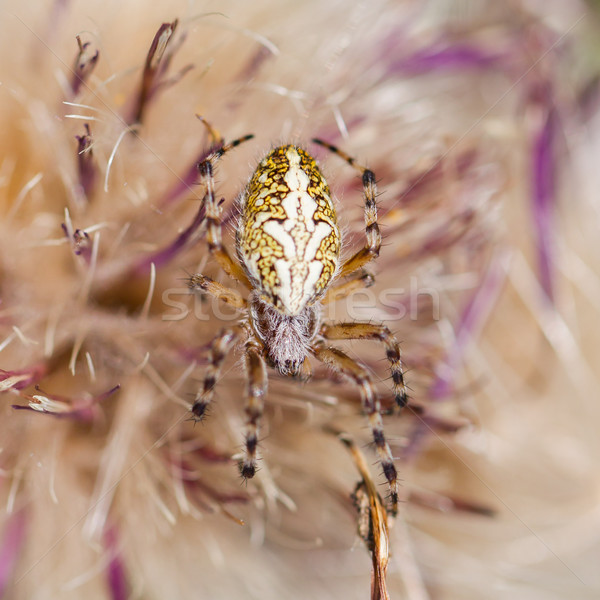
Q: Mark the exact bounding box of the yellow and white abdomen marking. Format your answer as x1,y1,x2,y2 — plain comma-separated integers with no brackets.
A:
237,145,341,315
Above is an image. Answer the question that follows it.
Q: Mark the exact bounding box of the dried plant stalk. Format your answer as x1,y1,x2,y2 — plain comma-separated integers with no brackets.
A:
338,431,390,600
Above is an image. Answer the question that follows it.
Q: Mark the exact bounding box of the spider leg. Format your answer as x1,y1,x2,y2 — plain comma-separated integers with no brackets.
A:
195,115,223,147
188,273,247,309
320,322,407,410
191,328,238,420
196,115,255,163
240,340,268,479
195,120,254,287
312,139,381,279
197,159,252,287
311,342,398,516
322,270,374,305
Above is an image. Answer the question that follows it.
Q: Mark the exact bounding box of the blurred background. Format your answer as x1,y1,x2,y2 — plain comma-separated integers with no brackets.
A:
0,1,599,598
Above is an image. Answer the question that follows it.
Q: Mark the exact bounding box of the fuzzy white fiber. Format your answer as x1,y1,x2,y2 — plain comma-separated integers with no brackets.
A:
1,1,599,599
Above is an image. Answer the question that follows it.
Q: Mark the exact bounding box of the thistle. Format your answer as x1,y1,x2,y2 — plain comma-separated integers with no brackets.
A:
1,2,598,599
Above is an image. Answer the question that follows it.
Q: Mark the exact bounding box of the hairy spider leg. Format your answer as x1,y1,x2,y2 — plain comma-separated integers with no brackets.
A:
311,342,398,516
240,340,268,479
188,273,247,309
191,328,238,420
312,139,381,279
196,130,255,287
320,322,407,410
322,270,375,304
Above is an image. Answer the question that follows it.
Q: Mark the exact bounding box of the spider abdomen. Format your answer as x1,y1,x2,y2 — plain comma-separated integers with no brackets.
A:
237,145,341,316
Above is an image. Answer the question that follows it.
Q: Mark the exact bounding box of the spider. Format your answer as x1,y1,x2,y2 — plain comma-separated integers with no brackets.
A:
188,123,407,515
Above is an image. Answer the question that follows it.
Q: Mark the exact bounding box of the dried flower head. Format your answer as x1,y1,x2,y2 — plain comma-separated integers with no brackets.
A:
1,1,599,599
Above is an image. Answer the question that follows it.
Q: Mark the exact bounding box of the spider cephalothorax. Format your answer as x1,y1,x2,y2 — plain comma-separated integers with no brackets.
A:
248,293,320,377
188,128,407,514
